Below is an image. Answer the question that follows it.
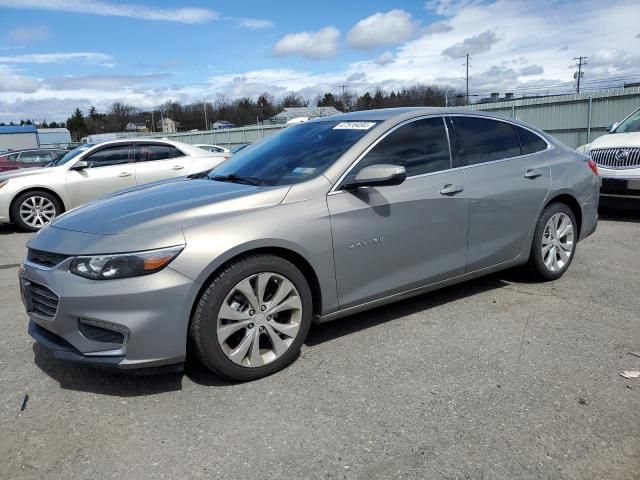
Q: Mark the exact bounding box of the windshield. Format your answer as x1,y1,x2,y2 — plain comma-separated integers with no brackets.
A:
209,121,377,186
614,108,640,133
49,144,95,166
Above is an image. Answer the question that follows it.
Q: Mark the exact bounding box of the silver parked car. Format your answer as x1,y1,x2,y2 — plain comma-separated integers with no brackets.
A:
0,139,228,231
20,108,599,381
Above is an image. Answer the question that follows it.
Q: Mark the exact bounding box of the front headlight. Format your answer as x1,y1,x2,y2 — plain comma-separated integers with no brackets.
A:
69,245,184,280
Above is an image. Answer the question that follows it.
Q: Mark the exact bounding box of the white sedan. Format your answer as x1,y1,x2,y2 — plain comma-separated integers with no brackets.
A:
0,139,227,231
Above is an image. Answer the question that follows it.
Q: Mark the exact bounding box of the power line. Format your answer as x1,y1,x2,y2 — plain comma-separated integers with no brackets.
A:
573,56,588,94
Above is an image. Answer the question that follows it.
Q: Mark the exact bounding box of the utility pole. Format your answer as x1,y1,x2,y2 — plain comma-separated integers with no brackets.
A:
464,53,470,104
203,101,208,130
339,84,348,111
573,56,588,94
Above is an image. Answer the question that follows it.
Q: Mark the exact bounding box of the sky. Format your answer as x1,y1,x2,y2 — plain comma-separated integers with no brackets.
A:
0,0,639,122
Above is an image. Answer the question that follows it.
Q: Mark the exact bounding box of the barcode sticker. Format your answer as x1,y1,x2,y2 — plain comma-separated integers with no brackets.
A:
333,122,376,130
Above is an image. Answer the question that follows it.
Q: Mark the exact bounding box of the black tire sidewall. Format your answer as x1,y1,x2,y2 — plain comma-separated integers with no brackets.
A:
11,191,62,232
191,255,313,381
530,203,577,281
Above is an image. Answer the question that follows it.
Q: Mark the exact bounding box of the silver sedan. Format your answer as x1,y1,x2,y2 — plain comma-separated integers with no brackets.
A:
20,108,599,381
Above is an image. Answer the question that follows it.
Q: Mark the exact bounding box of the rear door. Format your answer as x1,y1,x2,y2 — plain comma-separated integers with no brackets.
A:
449,115,551,271
327,116,468,309
133,143,193,185
65,143,136,207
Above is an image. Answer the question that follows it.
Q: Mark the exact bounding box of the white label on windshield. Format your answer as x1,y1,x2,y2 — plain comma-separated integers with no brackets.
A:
293,167,316,174
333,122,376,130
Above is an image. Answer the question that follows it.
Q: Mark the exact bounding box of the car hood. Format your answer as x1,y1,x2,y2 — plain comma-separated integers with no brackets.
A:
587,132,640,151
0,166,56,180
50,178,291,235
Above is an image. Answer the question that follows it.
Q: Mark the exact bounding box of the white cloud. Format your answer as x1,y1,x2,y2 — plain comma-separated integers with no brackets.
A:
5,25,49,44
273,27,340,59
519,65,544,76
423,22,453,35
45,73,172,90
0,65,40,93
442,30,498,58
0,0,218,24
238,18,274,29
347,10,418,50
375,51,395,65
0,52,112,64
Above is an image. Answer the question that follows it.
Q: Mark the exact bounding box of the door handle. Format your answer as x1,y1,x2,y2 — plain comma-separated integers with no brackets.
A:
172,165,185,170
118,172,132,177
440,184,464,196
524,169,543,179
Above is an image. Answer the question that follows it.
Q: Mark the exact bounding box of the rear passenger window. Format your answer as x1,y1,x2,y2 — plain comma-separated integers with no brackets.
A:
516,127,548,155
350,117,450,178
136,144,183,162
453,117,521,165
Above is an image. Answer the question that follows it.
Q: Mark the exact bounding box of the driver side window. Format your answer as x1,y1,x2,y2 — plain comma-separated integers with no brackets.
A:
84,145,131,167
347,117,451,181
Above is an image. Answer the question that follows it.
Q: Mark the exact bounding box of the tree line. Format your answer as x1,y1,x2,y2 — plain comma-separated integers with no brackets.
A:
5,83,466,141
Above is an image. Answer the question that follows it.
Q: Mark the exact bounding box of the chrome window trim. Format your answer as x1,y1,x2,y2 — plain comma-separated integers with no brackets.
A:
329,115,453,194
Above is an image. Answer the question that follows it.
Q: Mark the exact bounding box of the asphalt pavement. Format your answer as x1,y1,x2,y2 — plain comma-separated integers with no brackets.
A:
1,206,639,480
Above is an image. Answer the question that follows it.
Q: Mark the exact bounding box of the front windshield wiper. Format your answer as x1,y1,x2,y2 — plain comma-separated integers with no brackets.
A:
211,174,266,186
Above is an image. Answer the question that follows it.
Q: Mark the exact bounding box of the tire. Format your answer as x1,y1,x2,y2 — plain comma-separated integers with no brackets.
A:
11,190,62,232
190,254,313,381
527,202,577,281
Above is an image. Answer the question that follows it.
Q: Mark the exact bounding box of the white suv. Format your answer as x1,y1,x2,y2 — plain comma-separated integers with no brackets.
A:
580,107,640,200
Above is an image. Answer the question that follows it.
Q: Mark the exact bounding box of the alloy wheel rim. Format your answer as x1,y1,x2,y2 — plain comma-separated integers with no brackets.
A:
19,196,56,228
542,212,574,272
216,271,302,368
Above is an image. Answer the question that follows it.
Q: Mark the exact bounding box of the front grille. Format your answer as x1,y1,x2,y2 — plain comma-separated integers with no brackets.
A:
30,282,59,318
591,147,640,169
27,249,71,268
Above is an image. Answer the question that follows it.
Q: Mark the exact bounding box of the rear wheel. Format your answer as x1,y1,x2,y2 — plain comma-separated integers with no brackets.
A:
190,254,313,381
11,190,61,232
527,203,577,281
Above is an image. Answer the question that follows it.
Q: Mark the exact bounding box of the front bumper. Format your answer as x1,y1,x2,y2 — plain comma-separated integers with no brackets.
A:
20,258,198,370
600,177,640,199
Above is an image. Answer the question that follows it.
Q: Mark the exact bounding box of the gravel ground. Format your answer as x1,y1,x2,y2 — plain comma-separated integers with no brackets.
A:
0,206,639,480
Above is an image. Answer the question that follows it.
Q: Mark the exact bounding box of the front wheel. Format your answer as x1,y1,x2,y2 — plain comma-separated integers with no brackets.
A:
11,190,62,232
527,203,577,281
190,254,313,381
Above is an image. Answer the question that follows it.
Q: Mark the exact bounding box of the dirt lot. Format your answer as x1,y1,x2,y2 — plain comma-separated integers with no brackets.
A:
1,205,639,480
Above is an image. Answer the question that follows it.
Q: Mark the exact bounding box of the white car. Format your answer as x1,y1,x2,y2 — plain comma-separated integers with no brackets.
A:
580,107,640,200
0,139,227,231
193,144,230,154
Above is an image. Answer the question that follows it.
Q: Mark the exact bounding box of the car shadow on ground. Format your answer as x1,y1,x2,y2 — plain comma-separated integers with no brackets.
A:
32,273,512,395
0,224,21,235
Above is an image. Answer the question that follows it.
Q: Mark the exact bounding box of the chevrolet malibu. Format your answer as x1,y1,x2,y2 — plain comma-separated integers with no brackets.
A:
0,139,228,231
20,108,599,381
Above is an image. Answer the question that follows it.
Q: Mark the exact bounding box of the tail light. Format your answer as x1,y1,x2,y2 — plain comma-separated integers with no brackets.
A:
587,158,599,176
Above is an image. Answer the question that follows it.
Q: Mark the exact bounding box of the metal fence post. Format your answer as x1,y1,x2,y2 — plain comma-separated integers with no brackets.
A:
511,104,515,119
227,129,231,147
587,96,593,144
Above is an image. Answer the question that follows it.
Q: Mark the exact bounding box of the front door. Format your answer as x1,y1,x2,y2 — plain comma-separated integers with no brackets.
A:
327,117,468,309
66,143,136,207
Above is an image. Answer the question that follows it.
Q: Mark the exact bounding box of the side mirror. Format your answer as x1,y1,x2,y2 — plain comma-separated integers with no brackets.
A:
343,164,406,190
70,160,89,170
606,122,619,133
